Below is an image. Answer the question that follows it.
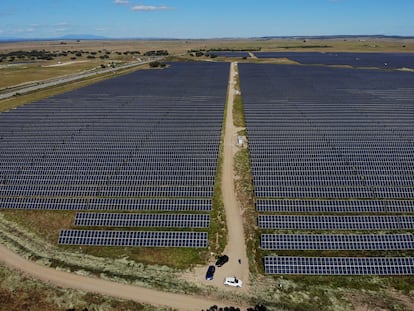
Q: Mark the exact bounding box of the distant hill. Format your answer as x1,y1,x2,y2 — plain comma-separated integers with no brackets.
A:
0,34,108,42
260,35,414,40
58,34,108,40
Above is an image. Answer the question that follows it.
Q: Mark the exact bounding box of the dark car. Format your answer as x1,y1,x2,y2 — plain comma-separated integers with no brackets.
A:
205,265,216,280
215,255,229,267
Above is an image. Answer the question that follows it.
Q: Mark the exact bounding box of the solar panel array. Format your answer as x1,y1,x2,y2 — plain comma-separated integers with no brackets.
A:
258,215,414,230
0,197,212,211
253,52,414,69
0,62,230,248
239,63,414,274
59,229,208,248
75,212,210,228
256,199,414,213
206,51,251,58
264,256,414,275
261,234,414,250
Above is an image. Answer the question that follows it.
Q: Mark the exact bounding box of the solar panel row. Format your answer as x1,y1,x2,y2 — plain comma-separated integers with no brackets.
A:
0,185,213,198
264,256,414,275
261,234,414,250
74,212,210,228
258,215,414,230
59,229,208,248
256,199,414,213
0,197,212,211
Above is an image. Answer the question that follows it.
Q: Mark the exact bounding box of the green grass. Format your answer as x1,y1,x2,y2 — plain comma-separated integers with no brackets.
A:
233,94,245,128
209,83,228,255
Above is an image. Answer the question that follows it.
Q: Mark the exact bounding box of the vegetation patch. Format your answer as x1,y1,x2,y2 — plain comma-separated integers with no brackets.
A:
0,63,148,113
209,91,228,255
0,264,151,311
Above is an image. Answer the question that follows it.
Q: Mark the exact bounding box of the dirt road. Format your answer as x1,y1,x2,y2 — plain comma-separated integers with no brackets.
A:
0,244,239,310
180,62,250,292
220,62,250,288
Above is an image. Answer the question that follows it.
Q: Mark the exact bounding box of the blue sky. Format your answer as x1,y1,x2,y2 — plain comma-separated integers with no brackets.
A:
1,0,413,39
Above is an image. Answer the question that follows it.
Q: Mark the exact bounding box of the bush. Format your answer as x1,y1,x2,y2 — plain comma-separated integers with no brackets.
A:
149,61,166,68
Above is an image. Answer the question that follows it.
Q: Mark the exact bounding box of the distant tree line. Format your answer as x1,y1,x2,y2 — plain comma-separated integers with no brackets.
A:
0,49,141,63
188,50,218,58
144,50,169,56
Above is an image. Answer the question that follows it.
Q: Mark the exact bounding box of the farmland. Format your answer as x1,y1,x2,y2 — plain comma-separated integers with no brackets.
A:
1,37,414,310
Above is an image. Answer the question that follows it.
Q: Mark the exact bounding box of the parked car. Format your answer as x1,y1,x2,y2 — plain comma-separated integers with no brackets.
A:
215,255,229,267
205,265,216,280
224,276,243,287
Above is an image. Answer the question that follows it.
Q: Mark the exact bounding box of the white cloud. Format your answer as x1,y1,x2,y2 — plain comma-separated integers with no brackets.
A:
131,5,171,12
114,0,130,4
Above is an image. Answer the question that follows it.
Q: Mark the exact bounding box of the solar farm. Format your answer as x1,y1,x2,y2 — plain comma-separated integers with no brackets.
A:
1,49,414,281
253,52,414,69
0,62,229,250
239,62,414,275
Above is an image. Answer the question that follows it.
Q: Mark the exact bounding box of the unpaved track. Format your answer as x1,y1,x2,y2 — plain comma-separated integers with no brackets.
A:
220,62,250,289
0,244,234,310
180,62,250,292
0,61,250,309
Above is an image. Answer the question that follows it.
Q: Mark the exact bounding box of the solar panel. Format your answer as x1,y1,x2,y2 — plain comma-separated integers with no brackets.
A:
74,212,210,228
264,256,414,275
258,215,414,230
58,229,208,248
256,199,414,214
253,52,414,69
0,197,212,211
261,234,414,250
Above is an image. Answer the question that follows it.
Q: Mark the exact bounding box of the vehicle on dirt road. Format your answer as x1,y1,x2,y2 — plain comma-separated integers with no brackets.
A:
205,265,216,280
215,255,229,267
224,276,243,287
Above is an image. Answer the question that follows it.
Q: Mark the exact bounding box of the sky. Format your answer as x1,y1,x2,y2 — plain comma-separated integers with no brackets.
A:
0,0,414,39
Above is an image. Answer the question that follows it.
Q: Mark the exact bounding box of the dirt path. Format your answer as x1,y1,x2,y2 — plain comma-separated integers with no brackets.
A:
180,62,250,292
0,244,239,310
220,62,250,289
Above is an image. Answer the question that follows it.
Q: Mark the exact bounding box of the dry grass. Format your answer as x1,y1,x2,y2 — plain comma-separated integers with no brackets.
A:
0,62,150,113
0,210,208,269
0,60,101,89
0,264,151,311
0,210,76,243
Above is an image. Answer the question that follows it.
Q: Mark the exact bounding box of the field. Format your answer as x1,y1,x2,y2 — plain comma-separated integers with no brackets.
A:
1,37,414,310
